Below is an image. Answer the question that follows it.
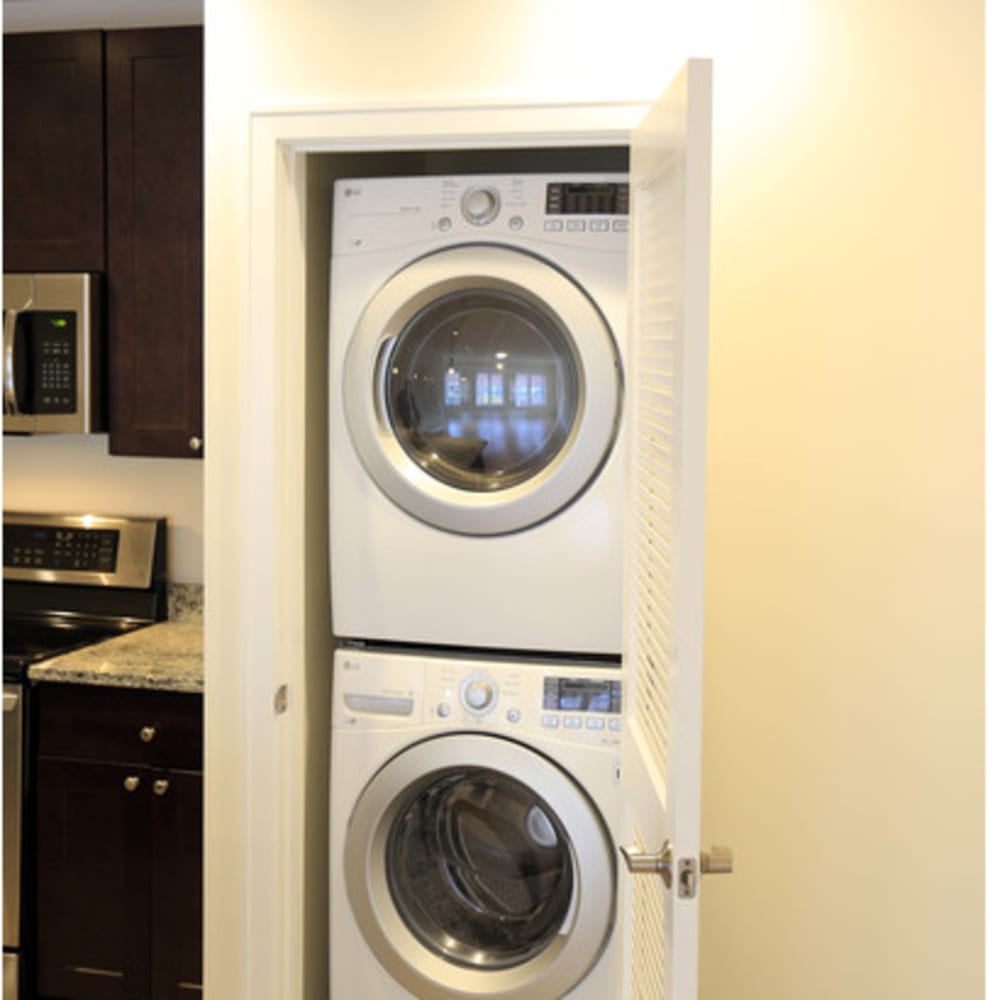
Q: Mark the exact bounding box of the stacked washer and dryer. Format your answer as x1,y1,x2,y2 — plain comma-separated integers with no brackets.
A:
328,173,630,1000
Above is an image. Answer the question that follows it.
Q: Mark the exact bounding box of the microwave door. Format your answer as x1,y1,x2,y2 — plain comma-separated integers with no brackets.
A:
2,273,102,435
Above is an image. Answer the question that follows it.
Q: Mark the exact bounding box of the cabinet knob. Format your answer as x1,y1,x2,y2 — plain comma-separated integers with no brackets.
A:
188,435,203,452
139,726,157,743
153,779,170,796
123,775,140,793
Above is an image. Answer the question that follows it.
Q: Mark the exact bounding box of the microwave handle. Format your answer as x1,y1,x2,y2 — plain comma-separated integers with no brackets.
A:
3,307,22,417
3,306,21,416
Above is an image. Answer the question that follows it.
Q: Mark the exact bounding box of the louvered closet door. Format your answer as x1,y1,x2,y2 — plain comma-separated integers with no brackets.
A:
619,59,713,1000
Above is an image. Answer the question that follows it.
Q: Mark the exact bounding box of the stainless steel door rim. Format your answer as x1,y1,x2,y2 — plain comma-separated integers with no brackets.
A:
342,244,622,536
343,733,616,1000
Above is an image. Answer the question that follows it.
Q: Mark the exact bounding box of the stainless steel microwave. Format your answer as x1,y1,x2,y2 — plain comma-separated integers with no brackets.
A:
2,273,104,435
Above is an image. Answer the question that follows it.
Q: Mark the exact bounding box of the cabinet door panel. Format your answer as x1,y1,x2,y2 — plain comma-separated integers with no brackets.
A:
2,31,105,271
34,758,149,1000
150,770,203,998
106,27,204,457
38,684,203,771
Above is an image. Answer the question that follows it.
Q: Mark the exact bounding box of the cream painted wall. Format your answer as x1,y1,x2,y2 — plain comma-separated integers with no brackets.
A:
3,436,204,581
205,1,983,998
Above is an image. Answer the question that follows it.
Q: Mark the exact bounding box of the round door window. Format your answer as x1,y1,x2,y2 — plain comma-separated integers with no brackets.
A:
343,245,623,535
386,767,573,970
386,290,580,493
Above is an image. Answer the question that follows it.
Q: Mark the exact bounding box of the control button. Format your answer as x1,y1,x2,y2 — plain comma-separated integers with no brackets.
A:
506,708,521,724
590,220,610,232
609,718,623,732
566,219,586,232
437,216,452,232
563,716,583,730
613,219,629,232
509,215,524,231
436,702,451,718
543,219,564,232
541,714,559,728
461,186,501,226
460,674,497,714
586,717,606,730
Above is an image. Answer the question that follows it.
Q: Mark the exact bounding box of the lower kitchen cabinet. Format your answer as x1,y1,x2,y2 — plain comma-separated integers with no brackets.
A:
32,684,203,1000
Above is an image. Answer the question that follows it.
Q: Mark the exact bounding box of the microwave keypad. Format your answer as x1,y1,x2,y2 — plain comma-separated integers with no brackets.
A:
31,313,77,413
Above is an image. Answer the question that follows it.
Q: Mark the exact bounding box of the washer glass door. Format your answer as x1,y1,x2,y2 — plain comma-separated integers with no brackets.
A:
386,766,573,969
344,734,616,1000
343,245,622,536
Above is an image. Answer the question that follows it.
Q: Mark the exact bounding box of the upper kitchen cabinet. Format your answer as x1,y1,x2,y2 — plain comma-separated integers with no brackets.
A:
2,31,105,272
106,27,204,457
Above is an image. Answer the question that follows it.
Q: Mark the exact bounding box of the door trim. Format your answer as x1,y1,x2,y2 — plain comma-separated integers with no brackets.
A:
209,98,648,1000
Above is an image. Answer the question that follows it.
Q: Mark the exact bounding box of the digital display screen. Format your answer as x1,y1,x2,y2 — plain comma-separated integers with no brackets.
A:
546,182,629,216
543,677,622,714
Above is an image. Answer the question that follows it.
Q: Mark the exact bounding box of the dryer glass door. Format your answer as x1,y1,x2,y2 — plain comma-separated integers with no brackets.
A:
343,245,622,536
386,289,579,494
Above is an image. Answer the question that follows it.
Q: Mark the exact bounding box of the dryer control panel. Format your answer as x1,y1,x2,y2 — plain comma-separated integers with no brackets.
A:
331,173,630,256
334,647,622,747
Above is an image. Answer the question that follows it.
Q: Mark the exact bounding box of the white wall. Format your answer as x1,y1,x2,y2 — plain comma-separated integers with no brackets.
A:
205,1,983,998
2,436,204,582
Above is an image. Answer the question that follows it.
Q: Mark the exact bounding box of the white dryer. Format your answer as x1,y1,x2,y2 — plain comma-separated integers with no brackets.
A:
330,646,623,1000
328,174,629,655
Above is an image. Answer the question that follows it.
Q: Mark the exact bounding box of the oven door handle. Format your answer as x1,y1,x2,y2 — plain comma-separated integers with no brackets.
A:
3,690,20,712
3,306,22,417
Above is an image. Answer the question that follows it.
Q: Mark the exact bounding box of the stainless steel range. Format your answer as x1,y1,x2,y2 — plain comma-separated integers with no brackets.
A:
2,512,167,1000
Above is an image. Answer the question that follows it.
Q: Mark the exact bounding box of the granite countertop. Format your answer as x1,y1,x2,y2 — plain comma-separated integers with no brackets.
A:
28,584,204,694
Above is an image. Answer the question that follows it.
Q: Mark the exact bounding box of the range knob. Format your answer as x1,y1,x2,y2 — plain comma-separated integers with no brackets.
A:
461,186,501,226
461,674,497,714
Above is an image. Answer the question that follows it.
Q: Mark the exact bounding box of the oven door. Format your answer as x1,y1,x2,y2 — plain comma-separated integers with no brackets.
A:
3,682,23,999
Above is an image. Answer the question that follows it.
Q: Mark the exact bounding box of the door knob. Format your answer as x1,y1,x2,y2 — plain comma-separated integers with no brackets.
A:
620,840,733,897
700,845,734,875
153,779,170,796
139,726,157,743
123,775,140,792
619,839,673,889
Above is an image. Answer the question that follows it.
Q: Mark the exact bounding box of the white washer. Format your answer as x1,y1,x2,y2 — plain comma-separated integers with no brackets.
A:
330,646,623,1000
329,174,629,655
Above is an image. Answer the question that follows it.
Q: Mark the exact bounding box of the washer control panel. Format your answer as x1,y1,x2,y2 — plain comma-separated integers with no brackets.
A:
335,648,622,746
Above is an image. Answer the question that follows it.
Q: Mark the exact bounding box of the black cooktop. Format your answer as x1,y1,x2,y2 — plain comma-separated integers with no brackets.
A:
3,614,152,679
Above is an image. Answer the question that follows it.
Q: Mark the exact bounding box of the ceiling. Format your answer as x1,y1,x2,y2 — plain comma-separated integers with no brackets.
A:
2,0,203,32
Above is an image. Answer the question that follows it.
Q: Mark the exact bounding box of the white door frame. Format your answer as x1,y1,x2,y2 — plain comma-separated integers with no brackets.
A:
206,99,650,1000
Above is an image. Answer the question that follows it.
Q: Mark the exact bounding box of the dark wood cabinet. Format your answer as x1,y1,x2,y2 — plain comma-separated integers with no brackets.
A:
2,31,106,272
33,684,203,1000
105,28,204,458
2,27,204,458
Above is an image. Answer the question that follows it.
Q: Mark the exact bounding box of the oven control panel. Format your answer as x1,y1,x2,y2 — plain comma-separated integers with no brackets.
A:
2,513,165,589
5,523,118,573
